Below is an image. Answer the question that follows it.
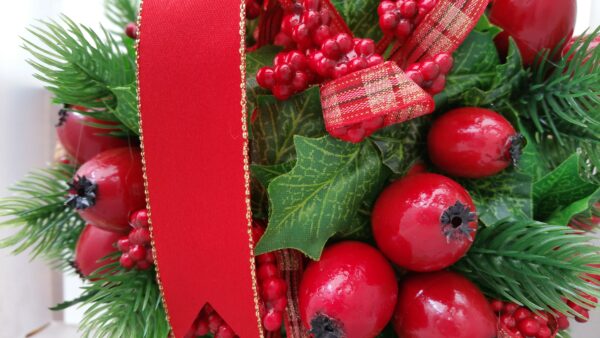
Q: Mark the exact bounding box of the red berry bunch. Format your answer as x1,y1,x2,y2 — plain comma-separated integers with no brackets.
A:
377,0,436,43
308,33,384,80
328,116,385,143
405,53,453,95
490,300,558,338
246,0,264,20
275,0,334,51
252,223,288,333
184,304,238,338
257,50,315,100
117,209,154,270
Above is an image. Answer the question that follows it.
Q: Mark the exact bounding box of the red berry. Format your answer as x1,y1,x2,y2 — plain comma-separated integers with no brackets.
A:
556,313,570,330
372,173,477,271
56,109,130,164
208,313,223,333
514,307,532,321
503,302,519,314
500,313,517,329
215,324,235,338
194,319,210,336
262,277,287,301
275,0,336,51
257,253,276,264
75,224,121,277
377,0,436,42
536,325,552,338
263,309,283,332
145,246,154,263
67,148,146,233
434,53,454,73
129,245,147,261
428,107,521,178
119,253,135,270
394,271,496,338
117,238,131,253
489,0,576,66
136,259,152,270
257,51,314,100
490,299,504,313
271,297,287,312
129,227,151,245
257,263,279,280
299,242,397,338
125,23,138,40
517,317,541,336
257,68,276,89
130,209,149,228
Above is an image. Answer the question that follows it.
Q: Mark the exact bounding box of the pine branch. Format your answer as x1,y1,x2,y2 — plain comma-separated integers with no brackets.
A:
105,0,140,29
521,30,600,146
75,264,170,338
0,163,85,267
23,16,137,131
453,219,600,318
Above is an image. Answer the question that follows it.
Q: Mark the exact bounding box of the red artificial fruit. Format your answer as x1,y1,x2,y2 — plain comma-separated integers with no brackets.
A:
563,35,600,63
428,107,522,178
394,271,496,338
55,108,130,164
66,147,146,233
372,173,477,272
489,0,576,66
298,241,398,338
74,224,121,277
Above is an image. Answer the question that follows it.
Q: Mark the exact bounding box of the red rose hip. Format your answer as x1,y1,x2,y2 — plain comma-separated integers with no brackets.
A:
299,241,398,338
372,173,477,271
428,107,522,178
393,271,496,338
66,147,146,232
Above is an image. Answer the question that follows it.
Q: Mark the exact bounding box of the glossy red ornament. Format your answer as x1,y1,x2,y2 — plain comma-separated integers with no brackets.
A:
394,271,496,338
372,173,477,272
74,224,121,277
56,108,130,164
299,241,398,338
489,0,576,66
428,107,521,178
67,147,146,233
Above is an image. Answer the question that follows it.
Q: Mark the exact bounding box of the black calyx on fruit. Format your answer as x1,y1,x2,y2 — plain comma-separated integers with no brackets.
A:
66,175,98,210
440,201,476,240
310,313,345,338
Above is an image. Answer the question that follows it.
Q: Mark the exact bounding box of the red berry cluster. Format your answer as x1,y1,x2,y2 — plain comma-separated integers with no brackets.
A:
378,0,436,43
566,292,598,324
308,33,384,80
246,0,264,20
405,53,453,95
257,50,315,100
275,0,334,51
184,304,238,338
252,223,288,333
490,300,557,338
117,209,154,270
329,116,385,143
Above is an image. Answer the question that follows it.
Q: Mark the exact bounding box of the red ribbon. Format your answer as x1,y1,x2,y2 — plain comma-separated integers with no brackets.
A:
138,1,261,337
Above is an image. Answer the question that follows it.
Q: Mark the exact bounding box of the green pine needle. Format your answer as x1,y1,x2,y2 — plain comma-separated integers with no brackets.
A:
453,219,600,319
23,16,136,128
76,264,170,338
0,163,85,267
522,29,600,146
105,0,140,29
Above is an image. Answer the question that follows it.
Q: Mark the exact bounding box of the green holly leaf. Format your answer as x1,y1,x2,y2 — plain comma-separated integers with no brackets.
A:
460,169,533,227
251,161,296,188
369,116,429,175
435,27,500,109
255,136,386,259
251,86,326,165
330,0,383,41
110,83,139,134
474,13,502,37
533,154,600,221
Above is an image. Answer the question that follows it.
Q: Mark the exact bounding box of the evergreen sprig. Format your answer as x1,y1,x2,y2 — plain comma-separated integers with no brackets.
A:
23,16,136,129
105,0,140,29
73,264,170,338
453,219,600,318
521,30,600,152
0,163,85,266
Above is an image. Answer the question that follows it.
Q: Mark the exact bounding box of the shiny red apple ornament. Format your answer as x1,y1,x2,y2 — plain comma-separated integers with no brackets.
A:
489,0,576,66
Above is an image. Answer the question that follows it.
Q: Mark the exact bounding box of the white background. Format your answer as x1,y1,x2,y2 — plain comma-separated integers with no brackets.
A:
0,1,599,337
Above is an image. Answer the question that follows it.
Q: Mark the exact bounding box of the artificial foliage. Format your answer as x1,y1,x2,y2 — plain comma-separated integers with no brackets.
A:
1,0,600,337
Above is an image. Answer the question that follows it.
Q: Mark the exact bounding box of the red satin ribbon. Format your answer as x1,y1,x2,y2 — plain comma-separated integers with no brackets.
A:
138,1,261,337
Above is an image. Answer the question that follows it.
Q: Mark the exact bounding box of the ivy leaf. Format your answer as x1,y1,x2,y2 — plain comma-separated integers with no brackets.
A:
460,169,533,226
435,27,500,109
255,136,385,259
369,116,429,175
330,0,383,41
251,161,296,188
533,154,600,221
251,86,326,165
110,83,139,134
